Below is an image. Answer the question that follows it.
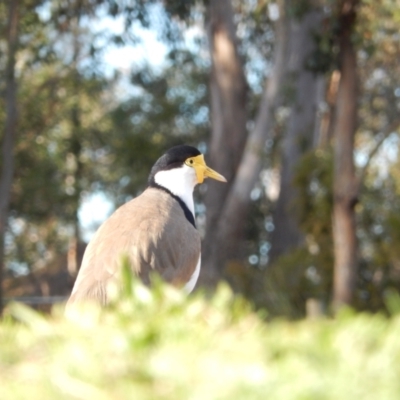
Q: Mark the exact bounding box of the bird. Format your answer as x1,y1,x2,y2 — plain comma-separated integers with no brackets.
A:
67,145,226,306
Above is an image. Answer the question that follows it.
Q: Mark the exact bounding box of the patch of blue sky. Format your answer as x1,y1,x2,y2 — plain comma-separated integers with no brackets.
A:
94,14,168,75
78,192,115,242
355,132,399,181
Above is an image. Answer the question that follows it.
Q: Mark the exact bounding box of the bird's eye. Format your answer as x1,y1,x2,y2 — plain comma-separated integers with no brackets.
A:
185,158,194,167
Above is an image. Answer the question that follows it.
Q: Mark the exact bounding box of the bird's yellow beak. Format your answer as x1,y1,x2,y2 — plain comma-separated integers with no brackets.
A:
187,154,227,184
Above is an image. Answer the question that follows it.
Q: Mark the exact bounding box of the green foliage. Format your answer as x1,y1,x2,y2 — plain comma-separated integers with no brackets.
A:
294,149,333,246
2,282,400,399
1,0,209,275
287,0,314,19
264,149,334,317
356,171,400,312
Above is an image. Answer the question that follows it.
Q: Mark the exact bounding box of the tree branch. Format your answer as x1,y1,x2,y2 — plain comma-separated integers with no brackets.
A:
357,119,400,188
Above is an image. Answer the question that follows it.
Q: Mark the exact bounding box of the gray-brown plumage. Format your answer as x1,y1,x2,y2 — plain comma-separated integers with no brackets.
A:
68,188,201,305
67,145,226,306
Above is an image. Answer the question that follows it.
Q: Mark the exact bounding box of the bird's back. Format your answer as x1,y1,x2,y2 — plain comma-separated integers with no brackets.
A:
67,188,201,305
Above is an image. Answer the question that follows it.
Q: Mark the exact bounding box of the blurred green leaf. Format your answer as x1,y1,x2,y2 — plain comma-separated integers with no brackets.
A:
2,286,400,399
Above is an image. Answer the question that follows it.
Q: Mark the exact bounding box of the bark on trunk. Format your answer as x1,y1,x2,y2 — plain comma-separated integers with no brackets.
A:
200,1,288,287
68,15,84,277
0,0,19,313
332,0,359,310
200,0,248,286
270,6,323,261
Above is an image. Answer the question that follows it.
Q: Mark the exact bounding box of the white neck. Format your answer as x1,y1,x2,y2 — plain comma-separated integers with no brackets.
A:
154,165,197,216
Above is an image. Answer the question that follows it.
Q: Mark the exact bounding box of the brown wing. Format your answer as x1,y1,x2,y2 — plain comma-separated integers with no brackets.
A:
67,188,200,305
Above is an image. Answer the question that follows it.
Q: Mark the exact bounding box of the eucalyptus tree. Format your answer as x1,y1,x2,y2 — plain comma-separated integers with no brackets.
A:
0,0,20,311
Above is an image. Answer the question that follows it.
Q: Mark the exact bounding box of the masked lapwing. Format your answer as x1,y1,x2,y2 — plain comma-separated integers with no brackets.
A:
67,145,226,306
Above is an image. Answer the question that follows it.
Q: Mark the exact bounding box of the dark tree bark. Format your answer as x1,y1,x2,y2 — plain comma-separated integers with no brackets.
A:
0,0,19,313
332,0,360,310
270,5,324,261
67,15,84,277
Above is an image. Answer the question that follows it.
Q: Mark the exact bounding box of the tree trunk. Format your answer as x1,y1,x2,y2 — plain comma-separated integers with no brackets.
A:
200,0,248,286
332,0,359,310
270,6,324,261
0,0,19,313
67,14,84,277
200,0,288,287
67,105,83,277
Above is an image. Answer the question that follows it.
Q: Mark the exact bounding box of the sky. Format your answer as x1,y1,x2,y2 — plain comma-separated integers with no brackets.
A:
96,14,168,72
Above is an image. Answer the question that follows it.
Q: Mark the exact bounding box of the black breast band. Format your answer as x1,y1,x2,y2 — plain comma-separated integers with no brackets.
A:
150,183,196,228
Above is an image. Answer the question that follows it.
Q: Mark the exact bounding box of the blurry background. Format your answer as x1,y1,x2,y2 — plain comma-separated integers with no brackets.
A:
1,0,400,317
